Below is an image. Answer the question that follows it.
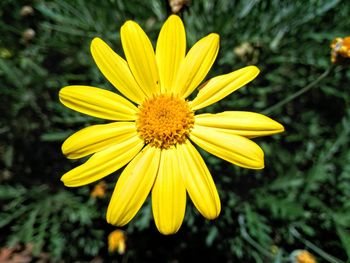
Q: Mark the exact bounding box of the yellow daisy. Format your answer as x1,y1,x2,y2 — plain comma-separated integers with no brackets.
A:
59,15,284,235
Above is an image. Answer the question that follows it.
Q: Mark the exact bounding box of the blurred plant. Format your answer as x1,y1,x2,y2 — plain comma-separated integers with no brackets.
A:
262,65,337,115
108,229,126,255
0,185,105,260
90,181,107,199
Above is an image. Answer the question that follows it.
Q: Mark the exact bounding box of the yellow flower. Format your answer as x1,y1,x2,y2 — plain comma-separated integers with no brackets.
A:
59,15,284,234
90,181,107,198
331,36,350,63
108,230,126,255
291,250,317,263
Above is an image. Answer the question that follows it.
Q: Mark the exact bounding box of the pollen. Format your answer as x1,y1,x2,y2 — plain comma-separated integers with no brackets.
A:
136,94,194,149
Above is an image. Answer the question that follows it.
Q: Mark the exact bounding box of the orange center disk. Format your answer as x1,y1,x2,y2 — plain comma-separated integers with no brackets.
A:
136,94,194,149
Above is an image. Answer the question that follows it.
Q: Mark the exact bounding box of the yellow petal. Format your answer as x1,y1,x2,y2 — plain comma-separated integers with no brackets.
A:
90,38,147,104
61,135,144,187
107,146,160,226
177,141,220,219
174,33,219,98
190,125,264,169
59,86,138,120
121,21,159,96
62,122,137,159
156,15,186,93
152,147,186,235
195,111,284,138
191,66,260,110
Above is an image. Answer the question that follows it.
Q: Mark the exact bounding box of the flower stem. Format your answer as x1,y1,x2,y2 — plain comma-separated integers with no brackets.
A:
262,65,336,115
289,226,344,263
238,215,288,261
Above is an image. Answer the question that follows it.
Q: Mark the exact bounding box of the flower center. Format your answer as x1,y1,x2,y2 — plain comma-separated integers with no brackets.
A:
136,94,194,149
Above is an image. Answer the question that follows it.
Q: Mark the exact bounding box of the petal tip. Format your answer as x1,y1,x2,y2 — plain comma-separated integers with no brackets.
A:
106,208,123,226
58,87,68,103
60,174,71,187
250,143,265,169
121,20,138,30
168,14,181,20
247,65,260,77
61,148,76,160
90,37,104,52
61,142,68,156
91,37,101,45
157,226,179,235
256,160,265,169
106,213,114,225
167,15,183,26
60,170,80,187
161,231,178,235
203,206,221,220
59,85,74,97
270,119,285,134
206,212,220,220
209,33,220,42
279,123,285,132
58,87,65,96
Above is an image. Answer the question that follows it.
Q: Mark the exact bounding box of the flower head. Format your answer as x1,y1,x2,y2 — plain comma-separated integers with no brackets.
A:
108,230,126,255
59,15,284,234
331,36,350,64
290,250,317,263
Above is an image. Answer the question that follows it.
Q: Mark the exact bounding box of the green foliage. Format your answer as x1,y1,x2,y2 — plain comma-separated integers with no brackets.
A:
0,184,104,260
1,0,350,262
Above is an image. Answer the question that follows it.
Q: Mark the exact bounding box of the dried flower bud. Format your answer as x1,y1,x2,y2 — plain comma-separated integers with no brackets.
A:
234,42,254,58
145,17,156,30
20,5,34,17
234,42,260,64
22,28,36,42
169,0,189,14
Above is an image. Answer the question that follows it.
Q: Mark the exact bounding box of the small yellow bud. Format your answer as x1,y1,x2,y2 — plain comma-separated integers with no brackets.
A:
330,36,350,64
108,230,126,255
90,181,107,198
291,250,317,263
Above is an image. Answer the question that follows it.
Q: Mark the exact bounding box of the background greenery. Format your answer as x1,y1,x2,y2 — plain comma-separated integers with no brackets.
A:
1,0,349,262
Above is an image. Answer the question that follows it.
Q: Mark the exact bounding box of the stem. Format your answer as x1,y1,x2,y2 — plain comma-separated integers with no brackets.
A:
238,215,287,261
262,65,336,115
289,226,344,263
